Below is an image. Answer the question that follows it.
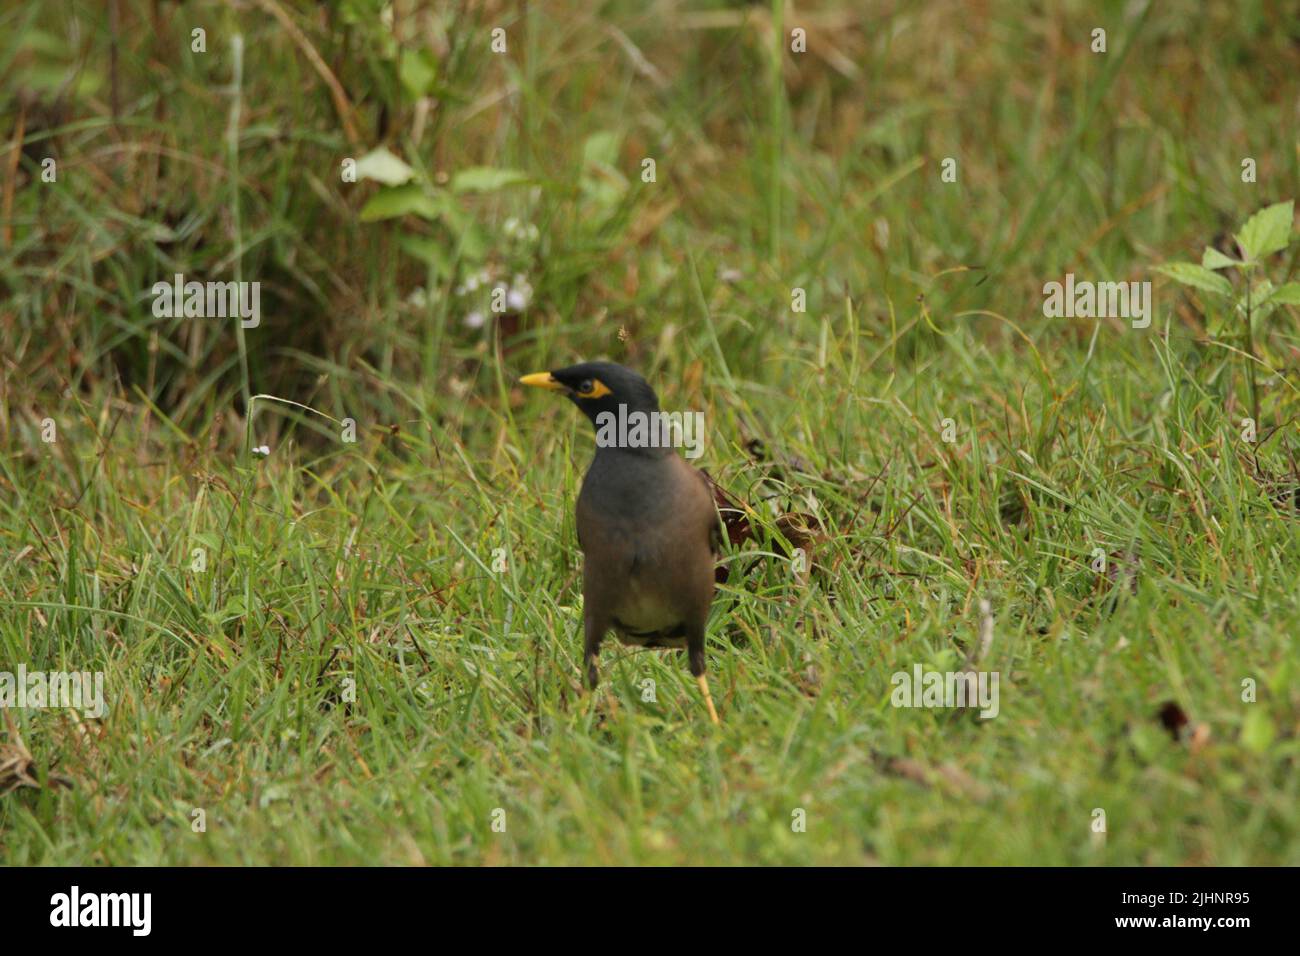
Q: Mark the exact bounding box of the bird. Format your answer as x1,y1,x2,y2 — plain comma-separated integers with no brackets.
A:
519,361,722,724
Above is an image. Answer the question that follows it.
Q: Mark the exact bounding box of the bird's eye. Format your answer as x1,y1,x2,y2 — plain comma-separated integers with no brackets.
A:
576,379,594,395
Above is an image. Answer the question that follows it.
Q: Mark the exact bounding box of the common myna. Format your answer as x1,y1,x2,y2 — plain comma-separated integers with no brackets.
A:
520,361,722,724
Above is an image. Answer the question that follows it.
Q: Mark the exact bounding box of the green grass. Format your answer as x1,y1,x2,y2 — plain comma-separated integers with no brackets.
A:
2,0,1299,864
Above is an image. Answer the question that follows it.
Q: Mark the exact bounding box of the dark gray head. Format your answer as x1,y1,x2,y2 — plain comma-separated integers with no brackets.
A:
519,361,660,429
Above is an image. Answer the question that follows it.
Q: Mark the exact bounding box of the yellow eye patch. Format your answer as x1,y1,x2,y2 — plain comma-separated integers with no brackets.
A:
576,379,612,399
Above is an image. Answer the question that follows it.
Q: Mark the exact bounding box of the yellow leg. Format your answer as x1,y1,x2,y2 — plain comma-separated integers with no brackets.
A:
696,674,720,725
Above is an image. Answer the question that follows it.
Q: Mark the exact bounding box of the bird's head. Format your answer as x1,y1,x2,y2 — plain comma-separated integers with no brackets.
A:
519,361,660,429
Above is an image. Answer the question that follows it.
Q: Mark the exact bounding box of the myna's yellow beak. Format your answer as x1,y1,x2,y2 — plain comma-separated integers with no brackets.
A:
519,372,565,391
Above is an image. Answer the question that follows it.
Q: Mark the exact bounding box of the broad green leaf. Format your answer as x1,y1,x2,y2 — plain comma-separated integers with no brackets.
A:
22,28,70,57
1267,659,1294,695
582,176,627,212
399,50,438,99
1154,262,1232,297
582,131,622,169
359,184,448,222
1237,280,1278,328
1270,282,1300,305
456,222,492,261
398,234,452,275
1241,708,1276,754
450,167,530,193
1235,200,1293,261
1201,246,1237,270
579,131,628,215
354,147,415,186
1129,724,1164,762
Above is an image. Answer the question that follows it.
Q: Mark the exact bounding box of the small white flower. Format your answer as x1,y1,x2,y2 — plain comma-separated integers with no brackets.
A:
507,288,529,311
464,310,486,329
252,445,271,457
